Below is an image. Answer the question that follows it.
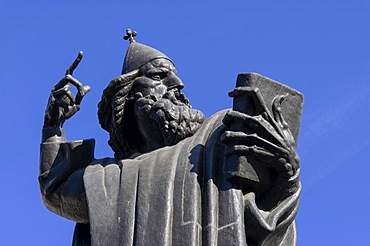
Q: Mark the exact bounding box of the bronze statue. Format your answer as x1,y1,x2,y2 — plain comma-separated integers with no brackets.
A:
39,29,303,246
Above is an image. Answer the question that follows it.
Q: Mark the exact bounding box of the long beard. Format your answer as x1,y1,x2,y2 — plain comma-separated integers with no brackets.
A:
134,90,206,146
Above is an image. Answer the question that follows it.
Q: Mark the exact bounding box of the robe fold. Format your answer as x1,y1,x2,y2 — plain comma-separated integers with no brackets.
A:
39,110,300,246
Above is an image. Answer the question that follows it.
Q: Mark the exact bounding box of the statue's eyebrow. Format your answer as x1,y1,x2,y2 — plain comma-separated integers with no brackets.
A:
147,67,169,74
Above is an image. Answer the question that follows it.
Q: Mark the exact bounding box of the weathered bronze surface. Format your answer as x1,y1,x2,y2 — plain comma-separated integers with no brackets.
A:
39,29,303,246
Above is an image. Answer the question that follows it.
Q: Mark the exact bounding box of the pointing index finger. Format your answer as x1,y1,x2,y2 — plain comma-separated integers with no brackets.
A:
66,51,83,76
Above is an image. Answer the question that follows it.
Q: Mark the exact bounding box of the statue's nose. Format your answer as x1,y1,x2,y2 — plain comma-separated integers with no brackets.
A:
164,72,184,90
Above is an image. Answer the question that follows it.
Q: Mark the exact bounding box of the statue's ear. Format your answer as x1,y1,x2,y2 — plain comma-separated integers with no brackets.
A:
98,69,140,130
112,69,140,94
126,93,135,102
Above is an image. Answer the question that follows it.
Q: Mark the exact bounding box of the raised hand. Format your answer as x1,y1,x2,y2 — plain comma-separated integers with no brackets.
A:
43,74,91,128
43,52,91,128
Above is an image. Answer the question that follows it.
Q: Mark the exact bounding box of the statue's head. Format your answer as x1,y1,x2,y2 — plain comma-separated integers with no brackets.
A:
98,29,205,159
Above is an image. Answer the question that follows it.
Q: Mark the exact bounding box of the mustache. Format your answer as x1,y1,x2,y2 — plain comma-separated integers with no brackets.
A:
162,89,189,106
133,89,189,106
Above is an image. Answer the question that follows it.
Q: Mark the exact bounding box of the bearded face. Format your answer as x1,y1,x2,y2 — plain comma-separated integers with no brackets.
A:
131,58,205,153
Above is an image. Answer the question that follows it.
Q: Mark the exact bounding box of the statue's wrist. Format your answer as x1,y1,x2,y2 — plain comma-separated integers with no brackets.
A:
42,126,66,143
274,169,300,192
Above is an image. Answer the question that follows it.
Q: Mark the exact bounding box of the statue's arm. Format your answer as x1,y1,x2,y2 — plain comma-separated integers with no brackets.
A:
242,174,301,244
221,88,302,244
39,73,92,223
39,134,94,223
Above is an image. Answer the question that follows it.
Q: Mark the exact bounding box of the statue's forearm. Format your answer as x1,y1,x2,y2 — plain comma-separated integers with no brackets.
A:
42,126,66,143
243,177,301,245
40,126,67,176
245,167,301,220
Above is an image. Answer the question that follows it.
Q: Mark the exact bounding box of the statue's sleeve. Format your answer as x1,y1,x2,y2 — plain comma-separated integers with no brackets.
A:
243,172,301,245
39,127,95,224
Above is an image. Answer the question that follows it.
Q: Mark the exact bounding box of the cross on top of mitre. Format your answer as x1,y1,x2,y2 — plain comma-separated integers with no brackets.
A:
123,28,137,43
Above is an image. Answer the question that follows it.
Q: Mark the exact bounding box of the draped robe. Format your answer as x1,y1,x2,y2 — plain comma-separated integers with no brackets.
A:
39,110,300,246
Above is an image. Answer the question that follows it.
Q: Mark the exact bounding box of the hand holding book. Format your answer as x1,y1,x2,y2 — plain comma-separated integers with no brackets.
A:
221,73,303,195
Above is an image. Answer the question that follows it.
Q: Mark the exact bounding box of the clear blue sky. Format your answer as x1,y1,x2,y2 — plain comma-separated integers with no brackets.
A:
1,1,369,245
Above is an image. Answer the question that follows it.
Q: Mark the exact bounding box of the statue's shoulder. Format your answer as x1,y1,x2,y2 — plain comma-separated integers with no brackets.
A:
210,109,229,118
181,109,230,147
201,109,230,129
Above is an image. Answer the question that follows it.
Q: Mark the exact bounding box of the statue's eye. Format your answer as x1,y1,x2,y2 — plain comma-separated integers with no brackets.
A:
151,72,167,81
